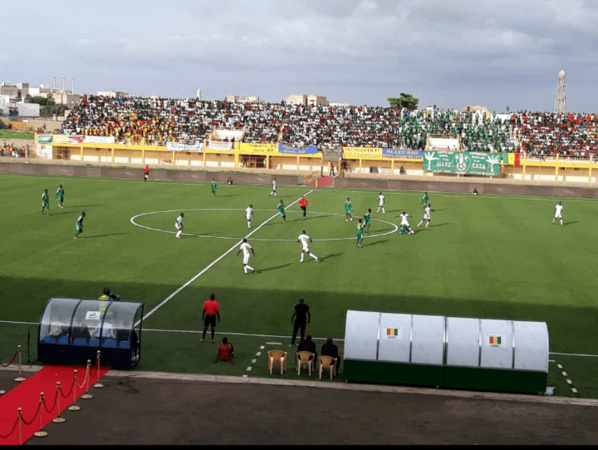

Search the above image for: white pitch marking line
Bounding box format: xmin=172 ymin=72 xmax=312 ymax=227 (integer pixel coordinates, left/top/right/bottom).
xmin=562 ymin=371 xmax=568 ymax=376
xmin=251 ymin=359 xmax=257 ymax=364
xmin=572 ymin=388 xmax=578 ymax=394
xmin=567 ymin=379 xmax=573 ymax=385
xmin=130 ymin=209 xmax=397 ymax=242
xmin=246 ymin=367 xmax=252 ymax=372
xmin=140 ymin=191 xmax=313 ymax=323
xmin=242 ymin=374 xmax=248 ymax=378
xmin=266 ymin=342 xmax=282 ymax=345
xmin=256 ymin=352 xmax=261 ymax=356
xmin=260 ymin=346 xmax=264 ymax=350
xmin=557 ymin=364 xmax=563 ymax=369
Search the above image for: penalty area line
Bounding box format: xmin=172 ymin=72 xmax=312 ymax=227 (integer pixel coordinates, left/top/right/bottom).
xmin=141 ymin=190 xmax=315 ymax=323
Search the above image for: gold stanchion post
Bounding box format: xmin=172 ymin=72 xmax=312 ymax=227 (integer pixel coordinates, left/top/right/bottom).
xmin=93 ymin=350 xmax=104 ymax=388
xmin=34 ymin=393 xmax=48 ymax=438
xmin=15 ymin=345 xmax=26 ymax=382
xmin=52 ymin=382 xmax=66 ymax=423
xmin=68 ymin=369 xmax=81 ymax=411
xmin=81 ymin=360 xmax=93 ymax=400
xmin=17 ymin=407 xmax=23 ymax=446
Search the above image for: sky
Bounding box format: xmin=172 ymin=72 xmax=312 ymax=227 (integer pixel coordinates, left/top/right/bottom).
xmin=2 ymin=0 xmax=598 ymax=113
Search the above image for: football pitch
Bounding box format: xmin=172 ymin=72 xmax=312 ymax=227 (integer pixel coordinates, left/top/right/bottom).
xmin=0 ymin=172 xmax=597 ymax=399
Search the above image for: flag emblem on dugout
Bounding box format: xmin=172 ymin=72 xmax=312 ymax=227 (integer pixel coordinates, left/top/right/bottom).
xmin=488 ymin=336 xmax=502 ymax=346
xmin=385 ymin=328 xmax=399 ymax=338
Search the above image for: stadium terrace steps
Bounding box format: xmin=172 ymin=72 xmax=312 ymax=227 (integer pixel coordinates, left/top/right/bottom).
xmin=309 ymin=176 xmax=334 ymax=188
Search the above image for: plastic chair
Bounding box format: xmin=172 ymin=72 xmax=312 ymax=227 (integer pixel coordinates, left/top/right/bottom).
xmin=318 ymin=355 xmax=336 ymax=380
xmin=103 ymin=338 xmax=118 ymax=348
xmin=73 ymin=338 xmax=88 ymax=346
xmin=296 ymin=351 xmax=315 ymax=376
xmin=268 ymin=350 xmax=287 ymax=375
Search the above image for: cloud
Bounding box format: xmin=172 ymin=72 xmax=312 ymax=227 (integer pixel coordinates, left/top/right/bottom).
xmin=2 ymin=0 xmax=598 ymax=111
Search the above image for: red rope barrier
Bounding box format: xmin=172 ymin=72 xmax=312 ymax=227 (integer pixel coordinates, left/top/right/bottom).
xmin=1 ymin=368 xmax=88 ymax=443
xmin=59 ymin=373 xmax=76 ymax=398
xmin=19 ymin=397 xmax=42 ymax=426
xmin=0 ymin=345 xmax=20 ymax=368
xmin=0 ymin=411 xmax=19 ymax=439
xmin=41 ymin=386 xmax=59 ymax=414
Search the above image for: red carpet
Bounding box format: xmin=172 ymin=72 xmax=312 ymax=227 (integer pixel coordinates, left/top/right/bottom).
xmin=309 ymin=176 xmax=334 ymax=188
xmin=0 ymin=365 xmax=109 ymax=445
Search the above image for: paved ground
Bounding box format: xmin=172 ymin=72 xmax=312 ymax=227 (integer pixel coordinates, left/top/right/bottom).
xmin=1 ymin=366 xmax=597 ymax=445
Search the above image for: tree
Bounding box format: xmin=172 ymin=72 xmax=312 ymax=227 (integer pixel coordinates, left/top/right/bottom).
xmin=27 ymin=96 xmax=53 ymax=106
xmin=40 ymin=104 xmax=67 ymax=118
xmin=388 ymin=93 xmax=419 ymax=110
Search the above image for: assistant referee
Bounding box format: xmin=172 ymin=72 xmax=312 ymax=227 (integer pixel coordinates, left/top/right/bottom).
xmin=202 ymin=292 xmax=221 ymax=343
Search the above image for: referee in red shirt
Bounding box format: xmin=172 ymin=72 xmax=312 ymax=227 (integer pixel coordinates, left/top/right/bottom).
xmin=202 ymin=292 xmax=221 ymax=343
xmin=299 ymin=196 xmax=308 ymax=219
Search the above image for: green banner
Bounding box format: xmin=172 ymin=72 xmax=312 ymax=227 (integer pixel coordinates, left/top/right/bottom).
xmin=422 ymin=151 xmax=505 ymax=176
xmin=37 ymin=135 xmax=53 ymax=143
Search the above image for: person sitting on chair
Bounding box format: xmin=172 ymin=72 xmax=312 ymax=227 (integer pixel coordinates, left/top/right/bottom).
xmin=214 ymin=337 xmax=235 ymax=364
xmin=297 ymin=335 xmax=317 ymax=370
xmin=321 ymin=337 xmax=341 ymax=375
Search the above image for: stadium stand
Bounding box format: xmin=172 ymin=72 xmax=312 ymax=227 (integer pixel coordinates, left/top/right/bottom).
xmin=59 ymin=95 xmax=598 ymax=159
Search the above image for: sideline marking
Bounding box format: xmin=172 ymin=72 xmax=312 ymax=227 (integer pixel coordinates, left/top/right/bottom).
xmin=553 ymin=359 xmax=580 ymax=396
xmin=130 ymin=209 xmax=398 ymax=241
xmin=140 ymin=192 xmax=313 ymax=323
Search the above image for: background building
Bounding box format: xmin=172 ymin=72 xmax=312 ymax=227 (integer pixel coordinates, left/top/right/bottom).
xmin=285 ymin=94 xmax=329 ymax=106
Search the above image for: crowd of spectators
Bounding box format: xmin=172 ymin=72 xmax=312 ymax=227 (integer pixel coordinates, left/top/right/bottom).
xmin=1 ymin=142 xmax=28 ymax=158
xmin=58 ymin=95 xmax=598 ymax=158
xmin=512 ymin=111 xmax=598 ymax=158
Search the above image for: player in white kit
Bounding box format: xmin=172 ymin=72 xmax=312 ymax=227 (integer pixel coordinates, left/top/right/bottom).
xmin=552 ymin=201 xmax=564 ymax=226
xmin=245 ymin=204 xmax=254 ymax=229
xmin=236 ymin=238 xmax=256 ymax=273
xmin=297 ymin=230 xmax=319 ymax=263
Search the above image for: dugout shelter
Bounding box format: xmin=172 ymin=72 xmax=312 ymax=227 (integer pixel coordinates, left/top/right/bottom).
xmin=37 ymin=297 xmax=144 ymax=370
xmin=343 ymin=310 xmax=549 ymax=394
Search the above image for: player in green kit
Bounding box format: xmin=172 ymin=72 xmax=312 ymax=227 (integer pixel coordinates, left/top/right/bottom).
xmin=363 ymin=208 xmax=371 ymax=232
xmin=41 ymin=189 xmax=50 ymax=215
xmin=56 ymin=184 xmax=65 ymax=209
xmin=211 ymin=179 xmax=217 ymax=197
xmin=355 ymin=218 xmax=364 ymax=247
xmin=74 ymin=212 xmax=86 ymax=239
xmin=277 ymin=199 xmax=286 ymax=222
xmin=421 ymin=192 xmax=429 ymax=210
xmin=345 ymin=197 xmax=353 ymax=222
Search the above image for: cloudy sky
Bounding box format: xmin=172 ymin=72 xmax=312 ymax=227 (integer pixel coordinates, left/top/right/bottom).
xmin=2 ymin=0 xmax=598 ymax=112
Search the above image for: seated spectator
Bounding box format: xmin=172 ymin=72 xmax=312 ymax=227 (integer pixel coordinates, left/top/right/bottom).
xmin=227 ymin=176 xmax=233 ymax=185
xmin=214 ymin=337 xmax=235 ymax=364
xmin=321 ymin=337 xmax=341 ymax=375
xmin=473 ymin=187 xmax=479 ymax=196
xmin=297 ymin=334 xmax=317 ymax=359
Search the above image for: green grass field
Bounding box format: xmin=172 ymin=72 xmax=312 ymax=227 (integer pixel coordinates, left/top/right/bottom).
xmin=1 ymin=172 xmax=597 ymax=399
xmin=0 ymin=130 xmax=35 ymax=140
